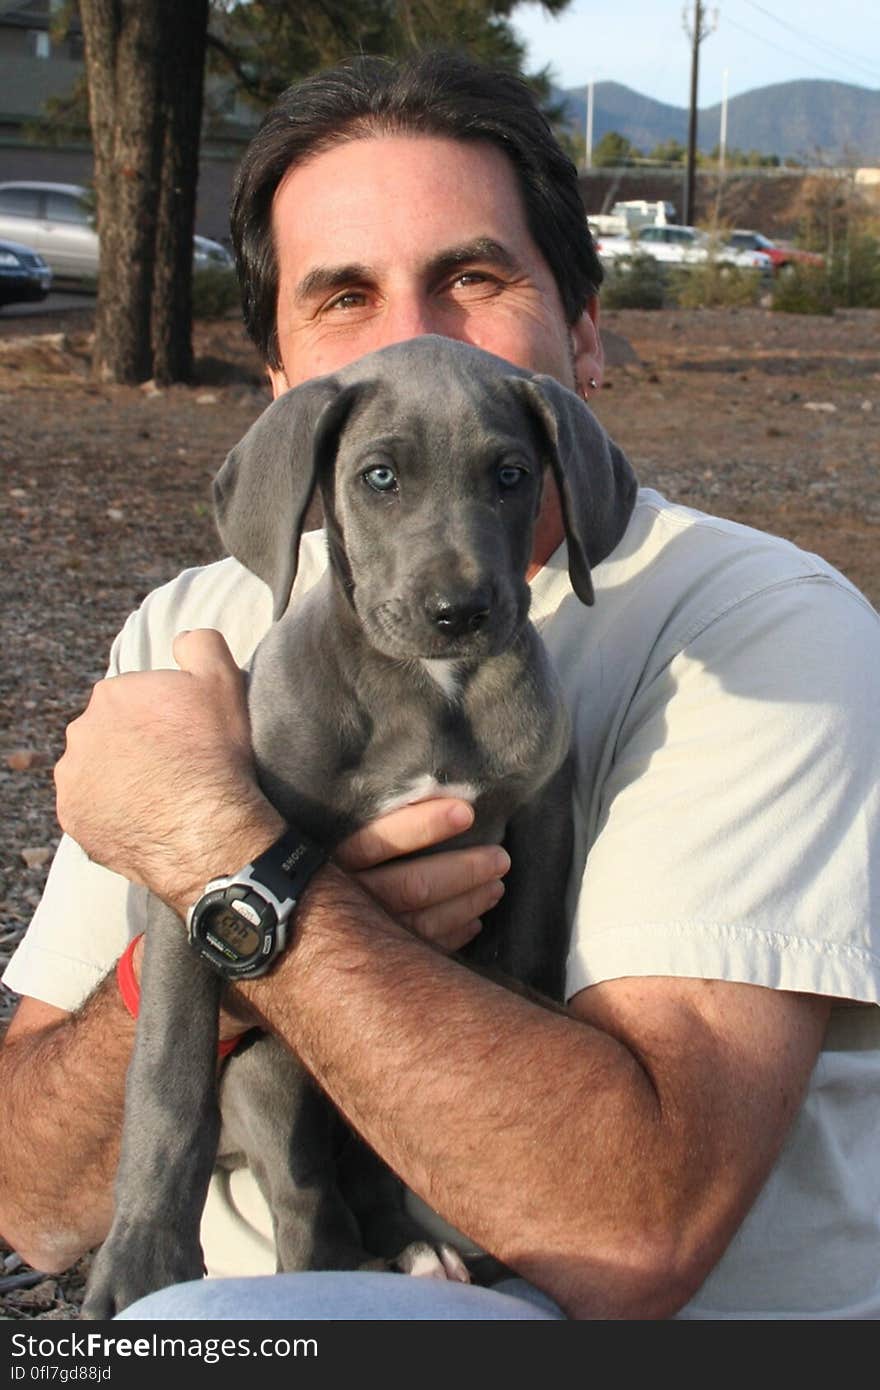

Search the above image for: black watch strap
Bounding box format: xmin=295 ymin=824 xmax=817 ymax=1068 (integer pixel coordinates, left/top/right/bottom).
xmin=251 ymin=827 xmax=328 ymax=906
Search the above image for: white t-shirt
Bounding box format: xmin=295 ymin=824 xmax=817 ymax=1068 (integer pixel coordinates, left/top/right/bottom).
xmin=5 ymin=489 xmax=880 ymax=1318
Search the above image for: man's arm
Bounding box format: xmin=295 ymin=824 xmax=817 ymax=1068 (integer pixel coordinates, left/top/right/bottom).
xmin=2 ymin=887 xmax=828 ymax=1313
xmin=234 ymin=866 xmax=828 ymax=1318
xmin=0 ymin=987 xmax=133 ymax=1271
xmin=47 ymin=630 xmax=831 ymax=1318
xmin=0 ymin=938 xmax=256 ymax=1272
xmin=0 ymin=800 xmax=508 ymax=1273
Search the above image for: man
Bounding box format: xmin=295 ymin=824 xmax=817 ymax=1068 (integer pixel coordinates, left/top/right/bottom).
xmin=1 ymin=52 xmax=878 ymax=1321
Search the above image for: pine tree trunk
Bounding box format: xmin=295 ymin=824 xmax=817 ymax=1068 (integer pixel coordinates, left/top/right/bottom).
xmin=151 ymin=0 xmax=210 ymax=385
xmin=80 ymin=0 xmax=209 ymax=386
xmin=80 ymin=0 xmax=163 ymax=383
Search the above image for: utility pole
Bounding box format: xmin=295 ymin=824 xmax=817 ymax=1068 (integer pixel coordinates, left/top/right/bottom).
xmin=712 ymin=66 xmax=730 ymax=229
xmin=682 ymin=2 xmax=718 ymax=225
xmin=585 ymin=80 xmax=594 ymax=170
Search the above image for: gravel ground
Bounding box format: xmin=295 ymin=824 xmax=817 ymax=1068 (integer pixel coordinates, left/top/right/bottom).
xmin=1 ymin=303 xmax=878 ymax=1318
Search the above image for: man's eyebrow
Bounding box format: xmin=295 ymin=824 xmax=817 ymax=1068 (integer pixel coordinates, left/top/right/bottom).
xmin=426 ymin=238 xmax=521 ymax=280
xmin=292 ymin=239 xmax=522 ymax=305
xmin=294 ymin=263 xmax=373 ymax=305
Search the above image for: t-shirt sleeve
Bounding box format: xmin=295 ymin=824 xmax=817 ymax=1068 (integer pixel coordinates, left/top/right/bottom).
xmin=2 ymin=595 xmax=162 ymax=1008
xmin=566 ymin=576 xmax=880 ymax=1006
xmin=2 ymin=834 xmax=150 ymax=1010
xmin=2 ymin=554 xmax=283 ymax=1011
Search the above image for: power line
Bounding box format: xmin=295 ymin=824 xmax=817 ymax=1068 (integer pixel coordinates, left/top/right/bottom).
xmin=737 ymin=0 xmax=880 ymax=81
xmin=726 ymin=4 xmax=880 ymax=87
xmin=722 ymin=12 xmax=877 ymax=87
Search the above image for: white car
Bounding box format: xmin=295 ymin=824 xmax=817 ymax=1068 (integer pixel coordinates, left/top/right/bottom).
xmin=0 ymin=181 xmax=234 ymax=282
xmin=596 ymin=223 xmax=773 ymax=272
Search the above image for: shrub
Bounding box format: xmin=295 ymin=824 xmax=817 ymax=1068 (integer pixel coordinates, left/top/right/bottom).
xmin=601 ymin=253 xmax=668 ymax=309
xmin=772 ymin=236 xmax=880 ymax=313
xmin=670 ymin=260 xmax=765 ymax=309
xmin=192 ymin=265 xmax=240 ymax=320
xmin=828 ymin=234 xmax=880 ymax=308
xmin=771 ymin=264 xmax=835 ymax=316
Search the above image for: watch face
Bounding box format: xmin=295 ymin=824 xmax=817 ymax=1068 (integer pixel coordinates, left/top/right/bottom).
xmin=187 ymin=842 xmax=318 ymax=980
xmin=191 ymin=887 xmax=277 ymax=977
xmin=208 ymin=904 xmax=262 ymax=960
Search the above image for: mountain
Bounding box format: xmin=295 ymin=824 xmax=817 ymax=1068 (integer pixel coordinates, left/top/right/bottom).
xmin=559 ymin=79 xmax=880 ymax=163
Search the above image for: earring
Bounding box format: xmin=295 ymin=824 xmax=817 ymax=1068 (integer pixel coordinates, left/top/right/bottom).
xmin=588 ymin=377 xmax=598 ymax=390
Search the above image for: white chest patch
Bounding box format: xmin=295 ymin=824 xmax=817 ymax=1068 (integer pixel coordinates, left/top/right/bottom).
xmin=377 ymin=774 xmax=481 ymax=817
xmin=420 ymin=658 xmax=463 ymax=701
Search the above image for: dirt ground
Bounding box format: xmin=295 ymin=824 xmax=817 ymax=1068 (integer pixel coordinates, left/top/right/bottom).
xmin=0 ymin=301 xmax=878 ymax=1318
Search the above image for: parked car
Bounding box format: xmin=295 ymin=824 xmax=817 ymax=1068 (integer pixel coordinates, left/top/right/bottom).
xmin=723 ymin=229 xmax=825 ymax=274
xmin=0 ymin=181 xmax=234 ymax=283
xmin=193 ymin=234 xmax=236 ymax=270
xmin=596 ymin=223 xmax=773 ymax=273
xmin=0 ymin=236 xmax=53 ymax=307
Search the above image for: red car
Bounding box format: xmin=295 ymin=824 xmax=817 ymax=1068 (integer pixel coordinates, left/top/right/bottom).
xmin=725 ymin=229 xmax=825 ymax=275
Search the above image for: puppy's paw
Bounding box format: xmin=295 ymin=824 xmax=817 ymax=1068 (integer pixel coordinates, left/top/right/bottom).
xmin=393 ymin=1239 xmax=471 ymax=1282
xmin=81 ymin=1221 xmax=204 ymax=1320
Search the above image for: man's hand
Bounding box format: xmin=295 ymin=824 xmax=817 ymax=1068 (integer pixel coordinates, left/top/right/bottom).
xmin=55 ymin=629 xmax=508 ymax=948
xmin=338 ymin=802 xmax=509 ymax=953
xmin=55 ymin=629 xmax=284 ymax=915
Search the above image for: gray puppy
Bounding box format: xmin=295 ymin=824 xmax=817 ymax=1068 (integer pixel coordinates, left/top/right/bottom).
xmin=82 ymin=335 xmax=637 ymax=1318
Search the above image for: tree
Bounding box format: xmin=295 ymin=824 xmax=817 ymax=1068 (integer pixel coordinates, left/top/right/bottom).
xmin=206 ymin=1 xmax=570 ymax=113
xmin=593 ymin=131 xmax=636 ymax=167
xmin=80 ymin=1 xmax=208 ymax=384
xmin=650 ymin=138 xmax=686 ymax=164
xmin=77 ymin=0 xmax=572 ymax=385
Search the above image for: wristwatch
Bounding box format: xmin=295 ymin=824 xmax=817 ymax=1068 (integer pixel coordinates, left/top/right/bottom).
xmin=186 ymin=827 xmax=327 ymax=980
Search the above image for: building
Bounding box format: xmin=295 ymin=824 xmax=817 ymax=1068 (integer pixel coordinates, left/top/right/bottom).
xmin=0 ymin=0 xmax=260 ymax=245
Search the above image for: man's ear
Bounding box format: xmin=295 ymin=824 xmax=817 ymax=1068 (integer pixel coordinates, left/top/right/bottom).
xmin=570 ymin=299 xmax=604 ymax=395
xmin=267 ymin=364 xmax=290 ymax=401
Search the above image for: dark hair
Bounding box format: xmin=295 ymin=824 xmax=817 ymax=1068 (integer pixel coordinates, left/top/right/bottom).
xmin=230 ymin=50 xmax=602 ymax=369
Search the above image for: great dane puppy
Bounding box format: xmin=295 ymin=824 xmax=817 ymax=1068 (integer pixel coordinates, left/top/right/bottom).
xmin=82 ymin=335 xmax=637 ymax=1318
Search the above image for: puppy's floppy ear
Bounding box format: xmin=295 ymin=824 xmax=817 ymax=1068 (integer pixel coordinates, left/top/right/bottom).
xmin=510 ymin=375 xmax=638 ymax=606
xmin=214 ymin=378 xmax=365 ymax=620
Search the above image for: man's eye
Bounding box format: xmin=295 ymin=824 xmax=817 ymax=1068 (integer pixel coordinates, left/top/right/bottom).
xmin=452 ymin=270 xmax=495 ymax=289
xmin=363 ymin=465 xmax=398 ymax=493
xmin=326 ymin=291 xmax=367 ymax=311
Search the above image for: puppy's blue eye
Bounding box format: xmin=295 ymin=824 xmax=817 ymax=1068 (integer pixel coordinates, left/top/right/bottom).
xmin=363 ymin=465 xmax=398 ymax=493
xmin=497 ymin=464 xmax=526 ymax=489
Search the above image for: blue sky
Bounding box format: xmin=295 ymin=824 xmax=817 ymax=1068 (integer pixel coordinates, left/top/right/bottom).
xmin=510 ymin=0 xmax=880 ymax=106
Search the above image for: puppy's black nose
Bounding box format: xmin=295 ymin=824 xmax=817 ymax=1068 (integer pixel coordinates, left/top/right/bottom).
xmin=426 ymin=590 xmax=492 ymax=638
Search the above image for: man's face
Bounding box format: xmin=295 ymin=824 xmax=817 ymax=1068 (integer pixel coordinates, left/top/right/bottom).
xmin=268 ymin=133 xmax=602 ymax=398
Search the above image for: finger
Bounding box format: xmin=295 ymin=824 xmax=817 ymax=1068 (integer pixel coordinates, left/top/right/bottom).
xmin=356 ymin=844 xmax=510 ymax=914
xmin=399 ymin=878 xmax=506 ymax=951
xmin=172 ymin=628 xmax=240 ymax=684
xmin=172 ymin=629 xmax=250 ymax=748
xmin=337 ymin=798 xmax=476 ymax=871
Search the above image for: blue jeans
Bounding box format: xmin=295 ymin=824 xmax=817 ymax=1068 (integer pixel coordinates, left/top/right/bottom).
xmin=116 ymin=1272 xmax=565 ymax=1321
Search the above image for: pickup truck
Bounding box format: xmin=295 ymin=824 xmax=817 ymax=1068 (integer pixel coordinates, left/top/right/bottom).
xmin=587 ymin=199 xmax=677 ymax=239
